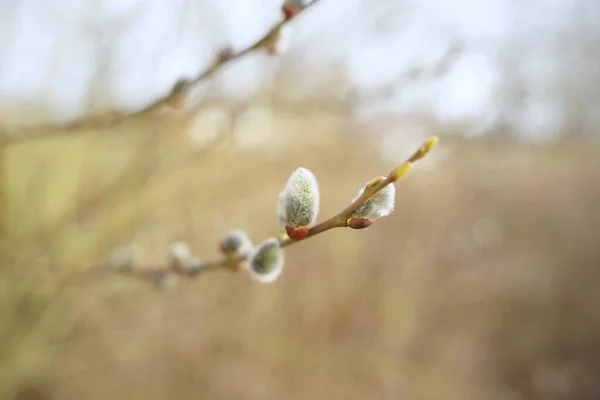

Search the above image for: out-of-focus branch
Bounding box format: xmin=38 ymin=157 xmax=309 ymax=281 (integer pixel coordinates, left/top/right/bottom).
xmin=2 ymin=1 xmax=326 ymax=143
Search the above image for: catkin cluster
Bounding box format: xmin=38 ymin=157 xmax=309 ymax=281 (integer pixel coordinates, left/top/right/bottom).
xmin=107 ymin=137 xmax=439 ymax=288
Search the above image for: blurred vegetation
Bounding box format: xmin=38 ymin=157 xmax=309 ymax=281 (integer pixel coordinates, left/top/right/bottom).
xmin=1 ymin=107 xmax=600 ymax=400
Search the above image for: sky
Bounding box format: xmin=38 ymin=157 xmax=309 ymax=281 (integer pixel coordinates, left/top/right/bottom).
xmin=0 ymin=0 xmax=599 ymax=140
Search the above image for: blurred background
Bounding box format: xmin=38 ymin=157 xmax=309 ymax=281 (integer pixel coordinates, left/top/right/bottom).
xmin=1 ymin=0 xmax=600 ymax=399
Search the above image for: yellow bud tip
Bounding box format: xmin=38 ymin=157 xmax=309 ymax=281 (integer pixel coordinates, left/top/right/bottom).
xmin=409 ymin=136 xmax=440 ymax=162
xmin=422 ymin=136 xmax=439 ymax=154
xmin=393 ymin=162 xmax=414 ymax=181
xmin=366 ymin=176 xmax=386 ymax=189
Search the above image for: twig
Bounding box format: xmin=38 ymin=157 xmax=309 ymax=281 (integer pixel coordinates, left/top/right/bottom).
xmin=3 ymin=1 xmax=326 ymax=143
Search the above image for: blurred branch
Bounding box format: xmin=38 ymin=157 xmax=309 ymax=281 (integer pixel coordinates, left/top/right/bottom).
xmin=2 ymin=1 xmax=326 ymax=143
xmin=351 ymin=40 xmax=465 ymax=106
xmin=2 ymin=4 xmax=468 ymax=144
xmin=107 ymin=136 xmax=439 ymax=288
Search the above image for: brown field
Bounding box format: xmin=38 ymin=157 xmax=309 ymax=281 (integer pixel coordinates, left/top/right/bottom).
xmin=1 ymin=108 xmax=600 ymax=400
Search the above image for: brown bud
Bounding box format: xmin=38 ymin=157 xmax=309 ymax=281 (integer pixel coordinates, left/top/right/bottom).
xmin=266 ymin=44 xmax=278 ymax=55
xmin=166 ymin=93 xmax=185 ymax=109
xmin=282 ymin=3 xmax=300 ymax=20
xmin=186 ymin=257 xmax=205 ymax=276
xmin=172 ymin=78 xmax=189 ymax=94
xmin=286 ymin=225 xmax=309 ymax=240
xmin=166 ymin=79 xmax=189 ymax=108
xmin=217 ymin=47 xmax=235 ymax=63
xmin=265 ymin=24 xmax=293 ymax=56
xmin=347 ymin=217 xmax=373 ymax=230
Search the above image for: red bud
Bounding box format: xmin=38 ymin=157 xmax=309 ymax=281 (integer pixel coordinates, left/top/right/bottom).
xmin=286 ymin=225 xmax=309 ymax=240
xmin=282 ymin=3 xmax=300 ymax=20
xmin=347 ymin=218 xmax=373 ymax=230
xmin=266 ymin=44 xmax=278 ymax=55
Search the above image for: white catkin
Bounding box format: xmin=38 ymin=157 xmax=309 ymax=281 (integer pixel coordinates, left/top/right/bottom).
xmin=278 ymin=167 xmax=320 ymax=227
xmin=222 ymin=230 xmax=253 ymax=255
xmin=247 ymin=238 xmax=285 ymax=284
xmin=169 ymin=242 xmax=191 ymax=262
xmin=187 ymin=257 xmax=206 ymax=276
xmin=107 ymin=246 xmax=140 ymax=270
xmin=351 ymin=183 xmax=396 ymax=220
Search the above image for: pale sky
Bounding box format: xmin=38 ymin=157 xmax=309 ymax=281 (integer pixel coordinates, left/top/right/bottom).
xmin=1 ymin=0 xmax=599 ymax=140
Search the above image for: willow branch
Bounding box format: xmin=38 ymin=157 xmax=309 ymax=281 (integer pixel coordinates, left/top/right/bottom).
xmin=111 ymin=136 xmax=439 ymax=286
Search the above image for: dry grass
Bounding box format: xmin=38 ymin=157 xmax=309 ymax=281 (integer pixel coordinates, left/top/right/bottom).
xmin=1 ymin=109 xmax=600 ymax=400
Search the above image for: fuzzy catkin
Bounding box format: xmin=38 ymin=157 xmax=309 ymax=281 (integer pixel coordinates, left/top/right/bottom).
xmin=351 ymin=183 xmax=396 ymax=220
xmin=247 ymin=238 xmax=284 ymax=283
xmin=278 ymin=167 xmax=320 ymax=228
xmin=222 ymin=230 xmax=253 ymax=255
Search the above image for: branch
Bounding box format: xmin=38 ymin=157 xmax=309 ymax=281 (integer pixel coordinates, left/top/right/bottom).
xmin=107 ymin=136 xmax=439 ymax=288
xmin=3 ymin=1 xmax=326 ymax=143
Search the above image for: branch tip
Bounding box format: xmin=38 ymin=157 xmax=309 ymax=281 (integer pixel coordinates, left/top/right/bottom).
xmin=409 ymin=135 xmax=439 ymax=163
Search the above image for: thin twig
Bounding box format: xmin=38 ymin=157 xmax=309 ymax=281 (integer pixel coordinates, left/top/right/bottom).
xmin=3 ymin=1 xmax=327 ymax=143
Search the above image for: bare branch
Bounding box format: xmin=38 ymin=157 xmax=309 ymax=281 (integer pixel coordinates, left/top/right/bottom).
xmin=3 ymin=0 xmax=326 ymax=143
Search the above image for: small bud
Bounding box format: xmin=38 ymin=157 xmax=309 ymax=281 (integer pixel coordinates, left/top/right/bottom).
xmin=350 ymin=183 xmax=396 ymax=221
xmin=167 ymin=94 xmax=185 ymax=109
xmin=107 ymin=246 xmax=140 ymax=271
xmin=277 ymin=167 xmax=320 ymax=235
xmin=347 ymin=217 xmax=373 ymax=230
xmin=187 ymin=257 xmax=206 ymax=276
xmin=172 ymin=78 xmax=189 ymax=95
xmin=219 ymin=230 xmax=253 ymax=257
xmin=217 ymin=47 xmax=235 ymax=63
xmin=168 ymin=241 xmax=191 ymax=272
xmin=166 ymin=79 xmax=189 ymax=108
xmin=154 ymin=271 xmax=178 ymax=290
xmin=409 ymin=136 xmax=439 ymax=162
xmin=285 ymin=225 xmax=309 ymax=240
xmin=247 ymin=238 xmax=285 ymax=284
xmin=169 ymin=241 xmax=191 ymax=261
xmin=282 ymin=3 xmax=300 ymax=20
xmin=266 ymin=24 xmax=293 ymax=56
